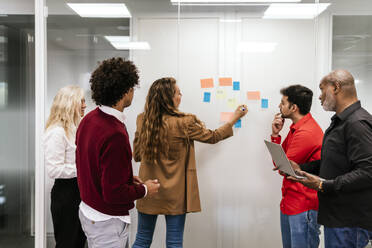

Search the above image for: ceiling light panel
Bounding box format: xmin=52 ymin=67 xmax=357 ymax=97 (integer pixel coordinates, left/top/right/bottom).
xmin=171 ymin=0 xmax=301 ymax=3
xmin=104 ymin=36 xmax=151 ymax=50
xmin=67 ymin=3 xmax=131 ymax=18
xmin=264 ymin=3 xmax=331 ymax=19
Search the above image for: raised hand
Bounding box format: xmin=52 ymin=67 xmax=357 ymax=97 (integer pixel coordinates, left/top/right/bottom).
xmin=272 ymin=113 xmax=284 ymax=137
xmin=229 ymin=104 xmax=248 ymax=125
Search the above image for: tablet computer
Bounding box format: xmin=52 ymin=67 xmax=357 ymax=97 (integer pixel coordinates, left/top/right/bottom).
xmin=264 ymin=140 xmax=304 ymax=179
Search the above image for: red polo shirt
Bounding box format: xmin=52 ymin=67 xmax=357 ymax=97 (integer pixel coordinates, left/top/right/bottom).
xmin=271 ymin=113 xmax=323 ymax=215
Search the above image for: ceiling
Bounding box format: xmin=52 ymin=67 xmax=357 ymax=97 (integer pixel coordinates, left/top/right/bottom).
xmin=1 ymin=0 xmax=370 ymax=52
xmin=47 ymin=16 xmax=130 ymax=50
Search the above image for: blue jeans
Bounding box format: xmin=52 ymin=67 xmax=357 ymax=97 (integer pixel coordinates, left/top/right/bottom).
xmin=280 ymin=210 xmax=320 ymax=248
xmin=324 ymin=227 xmax=370 ymax=248
xmin=132 ymin=212 xmax=186 ymax=248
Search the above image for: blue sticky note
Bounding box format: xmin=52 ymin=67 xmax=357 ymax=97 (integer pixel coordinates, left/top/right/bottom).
xmin=233 ymin=81 xmax=240 ymax=91
xmin=203 ymin=92 xmax=211 ymax=102
xmin=234 ymin=119 xmax=242 ymax=128
xmin=261 ymin=98 xmax=269 ymax=109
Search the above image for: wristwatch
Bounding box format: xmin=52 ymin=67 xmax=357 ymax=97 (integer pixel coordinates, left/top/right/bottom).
xmin=318 ymin=179 xmax=325 ymax=192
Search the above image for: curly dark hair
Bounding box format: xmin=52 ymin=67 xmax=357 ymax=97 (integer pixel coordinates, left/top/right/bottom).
xmin=90 ymin=57 xmax=139 ymax=106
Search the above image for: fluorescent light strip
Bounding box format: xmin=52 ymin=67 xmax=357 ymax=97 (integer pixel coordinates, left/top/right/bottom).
xmin=238 ymin=42 xmax=277 ymax=53
xmin=171 ymin=0 xmax=300 ymax=3
xmin=264 ymin=3 xmax=331 ymax=19
xmin=105 ymin=36 xmax=130 ymax=43
xmin=111 ymin=42 xmax=151 ymax=50
xmin=172 ymin=3 xmax=281 ymax=5
xmin=104 ymin=36 xmax=151 ymax=50
xmin=67 ymin=3 xmax=131 ymax=18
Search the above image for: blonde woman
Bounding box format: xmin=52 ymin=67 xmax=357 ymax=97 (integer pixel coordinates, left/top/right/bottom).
xmin=43 ymin=85 xmax=87 ymax=248
xmin=132 ymin=77 xmax=247 ymax=248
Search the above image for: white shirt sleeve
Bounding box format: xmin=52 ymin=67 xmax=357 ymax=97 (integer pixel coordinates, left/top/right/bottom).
xmin=43 ymin=127 xmax=77 ymax=179
xmin=143 ymin=184 xmax=147 ymax=198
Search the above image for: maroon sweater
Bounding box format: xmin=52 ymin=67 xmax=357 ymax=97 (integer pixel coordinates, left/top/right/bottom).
xmin=76 ymin=108 xmax=145 ymax=216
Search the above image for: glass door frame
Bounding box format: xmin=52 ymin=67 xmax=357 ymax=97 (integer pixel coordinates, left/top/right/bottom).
xmin=35 ymin=0 xmax=46 ymax=247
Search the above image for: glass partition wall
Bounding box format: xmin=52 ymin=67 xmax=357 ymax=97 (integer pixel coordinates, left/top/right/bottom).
xmin=332 ymin=15 xmax=372 ymax=111
xmin=0 ymin=1 xmax=35 ymax=247
xmin=133 ymin=1 xmax=326 ymax=247
xmin=1 ymin=0 xmax=372 ymax=247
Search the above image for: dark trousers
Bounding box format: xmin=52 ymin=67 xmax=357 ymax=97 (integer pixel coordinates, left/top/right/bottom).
xmin=51 ymin=178 xmax=86 ymax=248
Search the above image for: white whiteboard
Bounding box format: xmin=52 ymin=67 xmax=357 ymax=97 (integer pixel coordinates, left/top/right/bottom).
xmin=125 ymin=17 xmax=328 ymax=248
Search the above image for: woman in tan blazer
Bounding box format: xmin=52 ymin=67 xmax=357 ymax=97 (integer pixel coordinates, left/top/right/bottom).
xmin=132 ymin=77 xmax=247 ymax=248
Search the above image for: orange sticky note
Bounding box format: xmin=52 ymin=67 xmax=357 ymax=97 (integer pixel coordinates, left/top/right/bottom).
xmin=219 ymin=77 xmax=233 ymax=86
xmin=247 ymin=91 xmax=261 ymax=100
xmin=200 ymin=78 xmax=214 ymax=88
xmin=220 ymin=112 xmax=234 ymax=122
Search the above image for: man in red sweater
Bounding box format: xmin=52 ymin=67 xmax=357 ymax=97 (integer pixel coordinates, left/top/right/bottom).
xmin=76 ymin=57 xmax=160 ymax=248
xmin=270 ymin=85 xmax=324 ymax=248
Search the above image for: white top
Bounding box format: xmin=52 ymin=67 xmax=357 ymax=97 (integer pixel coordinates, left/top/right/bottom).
xmin=43 ymin=126 xmax=77 ymax=179
xmin=80 ymin=105 xmax=147 ymax=224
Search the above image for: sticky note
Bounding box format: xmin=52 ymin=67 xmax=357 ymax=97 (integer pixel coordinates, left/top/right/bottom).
xmin=227 ymin=98 xmax=238 ymax=109
xmin=220 ymin=112 xmax=234 ymax=122
xmin=247 ymin=91 xmax=261 ymax=100
xmin=233 ymin=81 xmax=240 ymax=91
xmin=200 ymin=78 xmax=214 ymax=88
xmin=216 ymin=89 xmax=227 ymax=100
xmin=219 ymin=77 xmax=233 ymax=86
xmin=234 ymin=119 xmax=242 ymax=128
xmin=261 ymin=98 xmax=269 ymax=109
xmin=203 ymin=92 xmax=211 ymax=102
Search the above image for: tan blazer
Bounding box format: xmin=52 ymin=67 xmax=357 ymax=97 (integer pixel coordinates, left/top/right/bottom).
xmin=133 ymin=113 xmax=233 ymax=215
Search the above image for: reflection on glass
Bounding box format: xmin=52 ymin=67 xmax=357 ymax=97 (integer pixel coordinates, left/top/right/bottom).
xmin=0 ymin=10 xmax=35 ymax=248
xmin=333 ymin=15 xmax=372 ymax=110
xmin=0 ymin=82 xmax=8 ymax=107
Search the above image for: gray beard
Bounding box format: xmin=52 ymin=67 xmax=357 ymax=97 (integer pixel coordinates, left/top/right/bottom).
xmin=322 ymin=94 xmax=336 ymax=112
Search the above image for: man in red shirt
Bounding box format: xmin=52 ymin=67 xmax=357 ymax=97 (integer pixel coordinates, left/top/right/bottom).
xmin=76 ymin=57 xmax=160 ymax=248
xmin=271 ymin=85 xmax=324 ymax=248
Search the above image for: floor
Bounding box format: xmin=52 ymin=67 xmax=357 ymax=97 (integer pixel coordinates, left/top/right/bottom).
xmin=0 ymin=235 xmax=58 ymax=248
xmin=0 ymin=234 xmax=370 ymax=248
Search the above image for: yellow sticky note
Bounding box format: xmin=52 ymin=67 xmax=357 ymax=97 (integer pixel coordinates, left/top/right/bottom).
xmin=219 ymin=77 xmax=233 ymax=86
xmin=200 ymin=78 xmax=214 ymax=88
xmin=227 ymin=98 xmax=238 ymax=109
xmin=220 ymin=112 xmax=234 ymax=122
xmin=216 ymin=89 xmax=227 ymax=100
xmin=247 ymin=91 xmax=261 ymax=100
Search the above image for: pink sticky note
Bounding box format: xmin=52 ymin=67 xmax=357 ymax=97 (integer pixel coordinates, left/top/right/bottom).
xmin=219 ymin=77 xmax=233 ymax=86
xmin=200 ymin=78 xmax=214 ymax=88
xmin=220 ymin=112 xmax=234 ymax=122
xmin=247 ymin=91 xmax=261 ymax=100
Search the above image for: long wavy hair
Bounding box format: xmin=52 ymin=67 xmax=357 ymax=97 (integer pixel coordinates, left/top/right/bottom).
xmin=139 ymin=77 xmax=185 ymax=163
xmin=45 ymin=85 xmax=84 ymax=141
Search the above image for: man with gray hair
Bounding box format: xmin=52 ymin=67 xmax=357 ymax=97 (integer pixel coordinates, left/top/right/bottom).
xmin=288 ymin=70 xmax=372 ymax=248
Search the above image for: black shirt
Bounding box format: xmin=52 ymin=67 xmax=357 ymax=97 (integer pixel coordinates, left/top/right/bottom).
xmin=301 ymin=101 xmax=372 ymax=230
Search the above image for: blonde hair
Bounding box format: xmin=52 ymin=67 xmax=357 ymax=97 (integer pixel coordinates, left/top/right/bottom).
xmin=45 ymin=85 xmax=84 ymax=140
